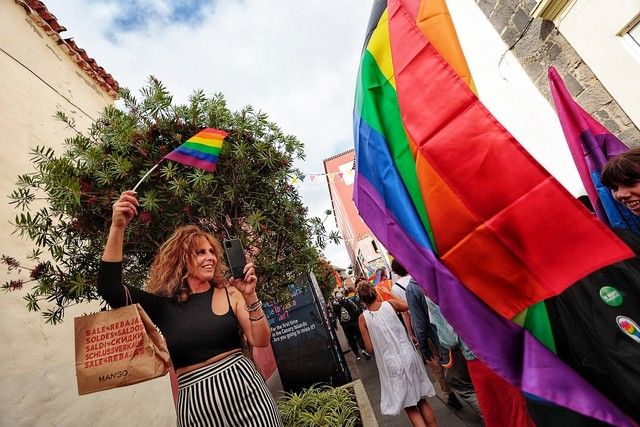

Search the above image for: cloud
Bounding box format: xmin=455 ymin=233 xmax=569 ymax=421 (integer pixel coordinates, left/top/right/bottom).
xmin=46 ymin=0 xmax=369 ymax=267
xmin=88 ymin=0 xmax=217 ymax=38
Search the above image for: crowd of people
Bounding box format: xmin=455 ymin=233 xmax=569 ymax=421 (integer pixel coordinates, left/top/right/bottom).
xmin=95 ymin=146 xmax=640 ymax=426
xmin=325 ymin=149 xmax=640 ymax=426
xmin=328 ymin=266 xmax=479 ymax=427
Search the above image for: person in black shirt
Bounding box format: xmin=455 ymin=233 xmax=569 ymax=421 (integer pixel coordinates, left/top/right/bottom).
xmin=530 ymin=157 xmax=640 ymax=423
xmin=98 ymin=191 xmax=282 ymax=426
xmin=332 ymin=290 xmax=371 ymax=360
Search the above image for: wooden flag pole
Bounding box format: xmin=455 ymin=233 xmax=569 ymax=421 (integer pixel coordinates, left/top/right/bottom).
xmin=132 ymin=163 xmax=160 ymax=192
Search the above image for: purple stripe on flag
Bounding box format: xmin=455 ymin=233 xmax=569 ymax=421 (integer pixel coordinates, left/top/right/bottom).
xmin=173 ymin=146 xmax=219 ymax=163
xmin=164 ymin=151 xmax=217 ymax=172
xmin=355 ymin=172 xmax=634 ymax=427
xmin=580 ymin=130 xmax=627 ymax=171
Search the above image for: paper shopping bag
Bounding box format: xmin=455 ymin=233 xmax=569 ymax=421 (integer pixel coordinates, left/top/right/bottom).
xmin=74 ymin=303 xmax=172 ymax=395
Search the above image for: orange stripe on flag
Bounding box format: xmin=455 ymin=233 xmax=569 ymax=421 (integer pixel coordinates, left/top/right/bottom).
xmin=415 ymin=0 xmax=476 ymax=93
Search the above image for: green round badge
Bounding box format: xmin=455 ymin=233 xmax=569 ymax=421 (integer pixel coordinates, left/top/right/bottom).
xmin=599 ymin=286 xmax=623 ymax=307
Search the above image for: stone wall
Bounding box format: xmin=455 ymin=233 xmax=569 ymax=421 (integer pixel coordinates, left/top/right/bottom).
xmin=475 ymin=0 xmax=640 ymax=146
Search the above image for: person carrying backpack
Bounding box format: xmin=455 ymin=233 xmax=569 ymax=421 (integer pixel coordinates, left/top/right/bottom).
xmin=333 ymin=291 xmax=371 ymax=360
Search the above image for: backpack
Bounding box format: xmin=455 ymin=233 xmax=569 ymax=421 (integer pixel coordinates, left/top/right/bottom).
xmin=339 ymin=305 xmax=351 ymax=323
xmin=394 ymin=282 xmax=406 ymax=291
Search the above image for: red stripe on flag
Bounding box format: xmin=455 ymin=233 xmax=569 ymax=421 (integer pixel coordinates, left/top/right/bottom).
xmin=198 ymin=128 xmax=228 ymax=138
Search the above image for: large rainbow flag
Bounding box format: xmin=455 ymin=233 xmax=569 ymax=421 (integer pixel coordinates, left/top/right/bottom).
xmin=353 ymin=0 xmax=634 ymax=424
xmin=164 ymin=128 xmax=228 ymax=172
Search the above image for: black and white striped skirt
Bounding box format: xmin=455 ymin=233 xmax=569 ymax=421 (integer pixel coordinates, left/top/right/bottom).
xmin=177 ymin=352 xmax=283 ymax=426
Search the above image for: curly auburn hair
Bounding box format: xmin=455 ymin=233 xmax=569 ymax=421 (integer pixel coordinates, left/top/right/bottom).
xmin=147 ymin=225 xmax=227 ymax=302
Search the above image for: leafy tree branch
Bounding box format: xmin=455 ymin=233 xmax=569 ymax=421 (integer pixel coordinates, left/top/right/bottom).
xmin=3 ymin=77 xmax=339 ymax=324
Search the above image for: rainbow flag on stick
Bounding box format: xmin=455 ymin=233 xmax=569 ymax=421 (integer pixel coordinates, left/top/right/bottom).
xmin=368 ymin=270 xmax=382 ymax=285
xmin=333 ymin=270 xmax=344 ymax=288
xmin=164 ymin=128 xmax=228 ymax=172
xmin=353 ymin=0 xmax=634 ymax=424
xmin=132 ymin=128 xmax=227 ymax=191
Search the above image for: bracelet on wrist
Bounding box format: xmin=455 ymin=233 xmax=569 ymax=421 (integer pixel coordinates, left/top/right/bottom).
xmin=245 ymin=300 xmax=262 ymax=312
xmin=249 ymin=313 xmax=265 ymax=322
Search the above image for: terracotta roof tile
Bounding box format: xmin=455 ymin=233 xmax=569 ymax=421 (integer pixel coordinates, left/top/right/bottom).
xmin=19 ymin=0 xmax=119 ymax=97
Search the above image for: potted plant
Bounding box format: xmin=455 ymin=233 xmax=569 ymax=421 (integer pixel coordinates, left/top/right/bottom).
xmin=278 ymin=384 xmax=361 ymax=427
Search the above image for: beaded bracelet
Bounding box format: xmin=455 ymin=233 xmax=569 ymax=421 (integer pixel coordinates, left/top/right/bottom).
xmin=249 ymin=313 xmax=265 ymax=322
xmin=245 ymin=300 xmax=262 ymax=312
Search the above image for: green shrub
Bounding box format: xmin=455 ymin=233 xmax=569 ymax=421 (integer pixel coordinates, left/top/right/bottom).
xmin=278 ymin=384 xmax=360 ymax=427
xmin=3 ymin=77 xmax=341 ymax=323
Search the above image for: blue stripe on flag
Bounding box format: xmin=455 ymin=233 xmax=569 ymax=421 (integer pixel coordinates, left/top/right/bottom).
xmin=354 ymin=112 xmax=433 ymax=251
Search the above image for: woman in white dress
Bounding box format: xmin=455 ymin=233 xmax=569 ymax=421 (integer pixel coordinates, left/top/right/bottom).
xmin=356 ymin=280 xmax=437 ymax=427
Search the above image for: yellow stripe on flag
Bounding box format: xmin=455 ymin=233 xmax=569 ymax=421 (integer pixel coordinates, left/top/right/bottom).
xmin=367 ymin=9 xmax=396 ymax=90
xmin=188 ymin=136 xmax=224 ymax=148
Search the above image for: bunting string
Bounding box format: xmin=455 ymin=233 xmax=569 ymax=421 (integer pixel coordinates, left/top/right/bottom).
xmin=288 ymin=169 xmax=356 ymax=185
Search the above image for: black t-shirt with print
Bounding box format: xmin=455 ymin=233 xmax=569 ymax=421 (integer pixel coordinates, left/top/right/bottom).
xmin=546 ymin=227 xmax=640 ymax=421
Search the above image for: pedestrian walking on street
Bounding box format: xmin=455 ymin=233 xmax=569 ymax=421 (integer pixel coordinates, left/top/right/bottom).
xmin=333 ymin=291 xmax=371 ymax=360
xmin=356 ymin=280 xmax=437 ymax=427
xmin=410 ymin=282 xmax=483 ymax=420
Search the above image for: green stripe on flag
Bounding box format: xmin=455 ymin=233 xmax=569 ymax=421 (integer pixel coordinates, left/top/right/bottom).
xmin=181 ymin=141 xmax=222 ymax=156
xmin=523 ymin=302 xmax=557 ymax=353
xmin=358 ymin=50 xmax=436 ymax=250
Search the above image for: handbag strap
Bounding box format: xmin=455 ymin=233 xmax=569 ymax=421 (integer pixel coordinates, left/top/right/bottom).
xmin=123 ymin=286 xmax=132 ymax=306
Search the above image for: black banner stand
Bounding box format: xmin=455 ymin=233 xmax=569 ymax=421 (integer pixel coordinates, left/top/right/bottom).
xmin=264 ymin=272 xmax=351 ymax=393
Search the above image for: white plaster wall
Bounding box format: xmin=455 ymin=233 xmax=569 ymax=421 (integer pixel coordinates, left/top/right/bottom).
xmin=357 ymin=236 xmax=380 ymax=264
xmin=557 ymin=0 xmax=640 ymax=130
xmin=0 ymin=0 xmax=112 ymax=262
xmin=1 ymin=293 xmax=175 ymax=427
xmin=0 ymin=2 xmax=175 ymax=426
xmin=449 ymin=0 xmax=584 ymax=196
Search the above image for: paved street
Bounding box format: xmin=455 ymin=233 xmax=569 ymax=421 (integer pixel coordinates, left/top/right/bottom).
xmin=336 ymin=325 xmax=484 ymax=427
xmin=347 ymin=348 xmax=482 ymax=426
xmin=265 ymin=324 xmax=485 ymax=426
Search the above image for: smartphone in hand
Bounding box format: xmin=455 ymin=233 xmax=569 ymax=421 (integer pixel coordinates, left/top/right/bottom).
xmin=223 ymin=239 xmax=247 ymax=279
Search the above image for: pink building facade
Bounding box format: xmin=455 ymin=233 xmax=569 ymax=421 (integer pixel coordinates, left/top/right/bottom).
xmin=323 ymin=150 xmax=390 ymax=276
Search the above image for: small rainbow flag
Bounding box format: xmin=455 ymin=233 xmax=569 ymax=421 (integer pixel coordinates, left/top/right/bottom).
xmin=368 ymin=270 xmax=382 ymax=285
xmin=164 ymin=128 xmax=228 ymax=172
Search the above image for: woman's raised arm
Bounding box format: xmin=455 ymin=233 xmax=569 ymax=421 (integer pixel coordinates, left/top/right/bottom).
xmin=102 ymin=190 xmax=138 ymax=261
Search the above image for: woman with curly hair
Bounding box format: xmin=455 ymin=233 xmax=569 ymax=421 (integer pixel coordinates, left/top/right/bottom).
xmin=98 ymin=190 xmax=282 ymax=427
xmin=356 ymin=279 xmax=437 ymax=427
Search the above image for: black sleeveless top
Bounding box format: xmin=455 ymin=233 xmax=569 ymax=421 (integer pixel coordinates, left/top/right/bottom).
xmin=159 ymin=286 xmax=242 ymax=368
xmin=97 ymin=261 xmax=243 ymax=369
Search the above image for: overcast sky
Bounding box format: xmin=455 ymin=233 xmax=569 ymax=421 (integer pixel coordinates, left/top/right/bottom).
xmin=43 ymin=0 xmax=586 ymax=271
xmin=46 ymin=0 xmax=373 ymax=268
